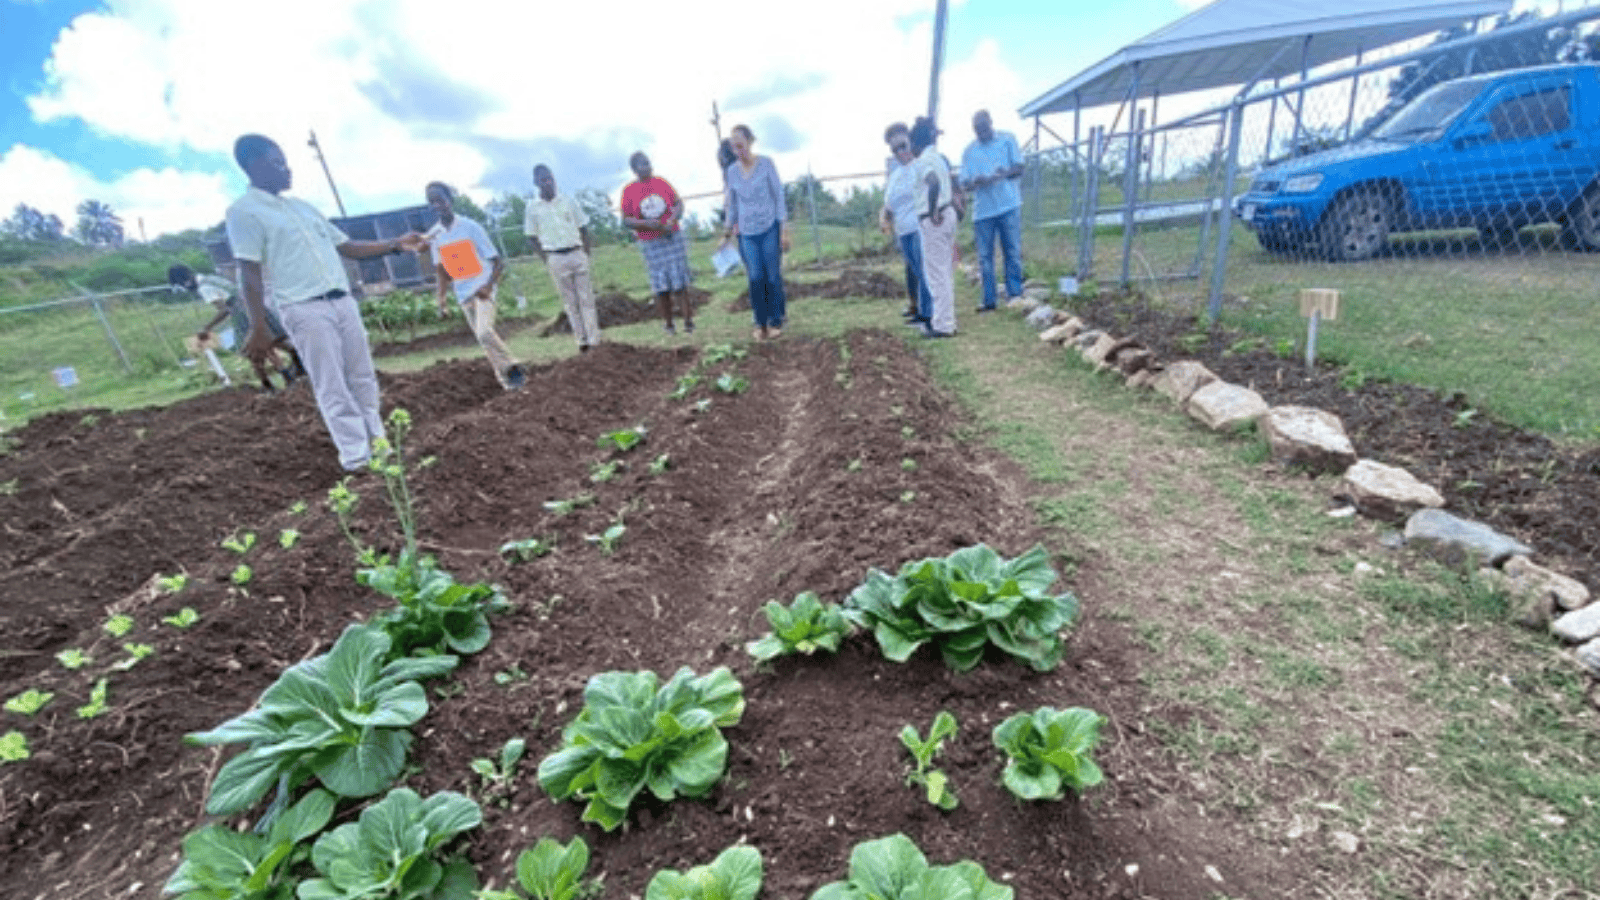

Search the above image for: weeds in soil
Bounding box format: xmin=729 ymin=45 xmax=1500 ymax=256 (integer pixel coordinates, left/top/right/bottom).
xmin=470 ymin=736 xmax=525 ymax=803
xmin=588 ymin=460 xmax=623 ymax=483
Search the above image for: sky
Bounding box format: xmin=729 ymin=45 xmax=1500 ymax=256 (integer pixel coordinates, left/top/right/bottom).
xmin=0 ymin=0 xmax=1225 ymax=239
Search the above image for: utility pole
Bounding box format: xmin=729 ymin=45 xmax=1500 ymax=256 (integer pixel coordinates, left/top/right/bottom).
xmin=928 ymin=0 xmax=949 ymax=127
xmin=710 ymin=101 xmax=723 ymax=142
xmin=307 ymin=130 xmax=348 ymax=218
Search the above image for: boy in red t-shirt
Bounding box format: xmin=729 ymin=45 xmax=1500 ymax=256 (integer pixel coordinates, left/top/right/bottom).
xmin=620 ymin=152 xmax=695 ymax=334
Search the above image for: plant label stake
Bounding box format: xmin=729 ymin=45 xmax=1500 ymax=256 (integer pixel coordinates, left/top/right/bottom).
xmin=1299 ymin=288 xmax=1340 ymax=371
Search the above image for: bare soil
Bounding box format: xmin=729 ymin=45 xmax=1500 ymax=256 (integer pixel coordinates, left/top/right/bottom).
xmin=0 ymin=332 xmax=1263 ymax=900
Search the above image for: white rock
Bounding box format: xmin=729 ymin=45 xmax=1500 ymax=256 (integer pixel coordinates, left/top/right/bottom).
xmin=1331 ymin=831 xmax=1360 ymax=854
xmin=1152 ymin=361 xmax=1217 ymax=404
xmin=1258 ymin=406 xmax=1356 ymax=473
xmin=1186 ymin=381 xmax=1269 ymax=431
xmin=1575 ymin=639 xmax=1600 ymax=676
xmin=1337 ymin=459 xmax=1444 ymax=522
xmin=1553 ymin=603 xmax=1600 ymax=644
xmin=1503 ymin=555 xmax=1591 ymax=611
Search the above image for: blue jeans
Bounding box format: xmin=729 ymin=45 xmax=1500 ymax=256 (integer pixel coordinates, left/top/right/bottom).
xmin=973 ymin=206 xmax=1023 ymax=308
xmin=739 ymin=223 xmax=786 ymax=329
xmin=897 ymin=231 xmax=933 ymax=321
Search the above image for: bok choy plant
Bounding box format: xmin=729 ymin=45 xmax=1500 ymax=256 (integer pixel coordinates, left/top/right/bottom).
xmin=163 ymin=788 xmax=335 ymax=900
xmin=900 ymin=711 xmax=959 ymax=811
xmin=843 ymin=544 xmax=1079 ymax=672
xmin=809 ymin=833 xmax=1012 ymax=900
xmin=644 ymin=844 xmax=763 ymax=900
xmin=991 ymin=706 xmax=1106 ymax=800
xmin=478 ymin=836 xmax=590 ymax=900
xmin=297 ymin=787 xmax=481 ymax=900
xmin=744 ymin=592 xmax=850 ymax=662
xmin=186 ymin=623 xmax=457 ymax=816
xmin=536 ymin=667 xmax=745 ymax=831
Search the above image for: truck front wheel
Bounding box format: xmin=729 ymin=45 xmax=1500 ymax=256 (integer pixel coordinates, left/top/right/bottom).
xmin=1318 ymin=189 xmax=1393 ymax=262
xmin=1562 ymin=184 xmax=1600 ymax=251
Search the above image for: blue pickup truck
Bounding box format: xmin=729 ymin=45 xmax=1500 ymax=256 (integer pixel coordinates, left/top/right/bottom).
xmin=1235 ymin=63 xmax=1600 ymax=260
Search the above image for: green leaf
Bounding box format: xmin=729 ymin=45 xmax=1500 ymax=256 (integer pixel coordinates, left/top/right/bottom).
xmin=516 ymin=836 xmax=589 ymax=900
xmin=315 ymin=726 xmax=410 ymax=798
xmin=845 ymin=834 xmax=927 ymax=900
xmin=645 ymin=845 xmax=763 ymax=900
xmin=0 ymin=730 xmax=29 ymax=762
xmin=5 ymin=689 xmax=53 ymax=716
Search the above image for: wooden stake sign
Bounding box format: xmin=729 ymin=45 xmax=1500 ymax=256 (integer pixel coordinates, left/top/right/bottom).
xmin=1299 ymin=288 xmax=1341 ymax=370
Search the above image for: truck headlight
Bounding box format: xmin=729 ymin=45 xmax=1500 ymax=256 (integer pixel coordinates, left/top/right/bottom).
xmin=1283 ymin=174 xmax=1324 ymax=193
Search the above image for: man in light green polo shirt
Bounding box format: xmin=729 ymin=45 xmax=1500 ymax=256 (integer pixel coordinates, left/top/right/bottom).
xmin=225 ymin=133 xmax=425 ymax=471
xmin=523 ymin=164 xmax=600 ymax=352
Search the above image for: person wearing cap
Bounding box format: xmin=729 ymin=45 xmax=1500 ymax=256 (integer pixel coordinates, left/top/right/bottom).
xmin=423 ymin=181 xmax=526 ymax=390
xmin=524 ymin=164 xmax=600 ymax=352
xmin=224 ymin=133 xmax=425 ymax=471
xmin=961 ymin=109 xmax=1026 ymax=312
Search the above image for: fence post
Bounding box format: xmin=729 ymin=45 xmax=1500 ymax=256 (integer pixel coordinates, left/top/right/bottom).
xmin=1207 ymin=101 xmax=1246 ymax=323
xmin=71 ymin=283 xmax=133 ymax=374
xmin=806 ymin=170 xmax=822 ymax=265
xmin=1079 ymin=127 xmax=1102 ymax=280
xmin=1119 ymin=108 xmax=1145 ymax=288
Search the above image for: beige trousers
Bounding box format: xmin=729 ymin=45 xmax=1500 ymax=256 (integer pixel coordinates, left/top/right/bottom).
xmin=918 ymin=212 xmax=958 ymax=335
xmin=461 ymin=291 xmax=519 ymax=387
xmin=547 ymin=251 xmax=601 ymax=347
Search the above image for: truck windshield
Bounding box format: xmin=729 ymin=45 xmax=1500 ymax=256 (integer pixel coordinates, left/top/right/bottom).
xmin=1371 ymin=81 xmax=1483 ymax=143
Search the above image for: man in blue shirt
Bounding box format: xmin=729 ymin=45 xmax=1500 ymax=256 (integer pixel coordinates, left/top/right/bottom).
xmin=960 ymin=110 xmax=1025 ymax=312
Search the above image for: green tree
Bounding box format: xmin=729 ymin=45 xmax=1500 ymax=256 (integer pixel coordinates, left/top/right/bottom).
xmin=74 ymin=199 xmax=124 ymax=247
xmin=2 ymin=203 xmax=66 ymax=242
xmin=574 ymin=188 xmax=627 ymax=245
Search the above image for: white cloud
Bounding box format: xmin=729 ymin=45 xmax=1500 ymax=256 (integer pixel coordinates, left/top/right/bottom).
xmin=20 ymin=0 xmax=1034 ymax=235
xmin=0 ymin=144 xmax=231 ymax=238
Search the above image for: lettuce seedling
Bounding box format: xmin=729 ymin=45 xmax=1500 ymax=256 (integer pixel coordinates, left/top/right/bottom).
xmin=289 ymin=499 xmax=308 ymax=515
xmin=648 ymin=453 xmax=671 ymax=475
xmin=596 ymin=425 xmax=647 ymax=453
xmin=702 ymin=344 xmax=746 ymax=364
xmin=278 ymin=528 xmax=299 ymax=549
xmin=111 ymin=643 xmax=155 ymax=671
xmin=163 ymin=788 xmax=334 ymax=900
xmin=471 ymin=736 xmax=526 ymax=791
xmin=221 ymin=532 xmax=256 ymax=554
xmin=156 ymin=573 xmax=189 ymax=595
xmin=714 ymin=373 xmax=749 ymax=394
xmin=745 ymin=592 xmax=850 ymax=662
xmin=361 ymin=549 xmax=507 ymax=657
xmin=186 ymin=623 xmax=458 ymax=815
xmin=103 ymin=613 xmax=134 ymax=637
xmin=76 ymin=678 xmax=109 ymax=719
xmin=500 ymin=536 xmax=555 ymax=563
xmin=55 ymin=648 xmax=90 ymax=670
xmin=231 ymin=565 xmax=252 ymax=586
xmin=668 ymin=374 xmax=700 ymax=400
xmin=479 ymin=836 xmax=591 ymax=900
xmin=4 ymin=689 xmax=53 ymax=716
xmin=588 ymin=460 xmax=623 ymax=484
xmin=537 ymin=667 xmax=745 ymax=831
xmin=584 ymin=523 xmax=626 ymax=556
xmin=645 ymin=844 xmax=762 ymax=900
xmin=162 ymin=607 xmax=200 ymax=628
xmin=992 ymin=706 xmax=1106 ymax=800
xmin=901 ymin=711 xmax=959 ymax=811
xmin=0 ymin=730 xmax=28 ymax=763
xmin=298 ymin=787 xmax=481 ymax=900
xmin=844 ymin=544 xmax=1079 ymax=672
xmin=810 ymin=833 xmax=1012 ymax=900
xmin=542 ymin=494 xmax=595 ymax=517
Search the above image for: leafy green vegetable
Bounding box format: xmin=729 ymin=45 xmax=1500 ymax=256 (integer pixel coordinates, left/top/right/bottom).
xmin=360 ymin=549 xmax=507 ymax=657
xmin=992 ymin=706 xmax=1106 ymax=800
xmin=278 ymin=528 xmax=300 ymax=549
xmin=645 ymin=844 xmax=762 ymax=900
xmin=56 ymin=648 xmax=90 ymax=670
xmin=500 ymin=536 xmax=555 ymax=563
xmin=163 ymin=607 xmax=201 ymax=628
xmin=298 ymin=787 xmax=481 ymax=900
xmin=714 ymin=373 xmax=749 ymax=394
xmin=163 ymin=788 xmax=335 ymax=900
xmin=103 ymin=613 xmax=134 ymax=637
xmin=470 ymin=736 xmax=526 ymax=790
xmin=222 ymin=532 xmax=257 ymax=554
xmin=588 ymin=460 xmax=623 ymax=484
xmin=596 ymin=425 xmax=648 ymax=453
xmin=584 ymin=523 xmax=626 ymax=556
xmin=668 ymin=374 xmax=700 ymax=401
xmin=157 ymin=573 xmax=190 ymax=595
xmin=648 ymin=454 xmax=671 ymax=475
xmin=693 ymin=398 xmax=712 ymax=414
xmin=289 ymin=500 xmax=308 ymax=516
xmin=5 ymin=689 xmax=53 ymax=716
xmin=843 ymin=544 xmax=1079 ymax=672
xmin=701 ymin=344 xmax=746 ymax=365
xmin=76 ymin=678 xmax=109 ymax=719
xmin=900 ymin=458 xmax=918 ymax=472
xmin=901 ymin=711 xmax=959 ymax=811
xmin=112 ymin=643 xmax=155 ymax=671
xmin=186 ymin=623 xmax=458 ymax=816
xmin=0 ymin=730 xmax=28 ymax=763
xmin=231 ymin=564 xmax=253 ymax=586
xmin=808 ymin=833 xmax=1012 ymax=900
xmin=745 ymin=592 xmax=850 ymax=662
xmin=537 ymin=667 xmax=745 ymax=831
xmin=542 ymin=494 xmax=595 ymax=517
xmin=477 ymin=836 xmax=590 ymax=900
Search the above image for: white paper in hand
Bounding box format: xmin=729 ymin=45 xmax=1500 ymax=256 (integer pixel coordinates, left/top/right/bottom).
xmin=712 ymin=243 xmax=742 ymax=278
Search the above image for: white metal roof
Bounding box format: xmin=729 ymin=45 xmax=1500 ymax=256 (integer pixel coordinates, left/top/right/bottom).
xmin=1019 ymin=0 xmax=1512 ymax=116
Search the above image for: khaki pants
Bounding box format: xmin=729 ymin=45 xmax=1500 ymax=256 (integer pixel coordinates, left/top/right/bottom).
xmin=277 ymin=294 xmax=383 ymax=470
xmin=547 ymin=250 xmax=601 ymax=348
xmin=460 ymin=292 xmax=518 ymax=387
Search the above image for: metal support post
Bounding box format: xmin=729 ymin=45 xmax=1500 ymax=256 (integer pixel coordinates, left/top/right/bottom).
xmin=1208 ymin=102 xmax=1246 ymax=322
xmin=1079 ymin=127 xmax=1102 ymax=280
xmin=1119 ymin=109 xmax=1145 ymax=288
xmin=806 ymin=170 xmax=822 ymax=265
